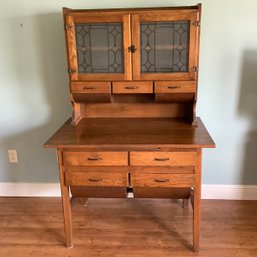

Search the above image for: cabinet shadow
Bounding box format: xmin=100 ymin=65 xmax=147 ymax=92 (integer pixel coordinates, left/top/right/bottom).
xmin=238 ymin=49 xmax=257 ymax=186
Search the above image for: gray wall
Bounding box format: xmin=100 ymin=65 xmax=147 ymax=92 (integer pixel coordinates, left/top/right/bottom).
xmin=0 ymin=0 xmax=257 ymax=185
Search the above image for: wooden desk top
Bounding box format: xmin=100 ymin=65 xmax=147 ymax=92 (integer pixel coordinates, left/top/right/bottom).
xmin=44 ymin=117 xmax=215 ymax=149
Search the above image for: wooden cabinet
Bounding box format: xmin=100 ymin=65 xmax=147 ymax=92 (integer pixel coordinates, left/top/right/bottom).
xmin=63 ymin=6 xmax=202 ymax=124
xmin=65 ymin=8 xmax=199 ymax=81
xmin=45 ymin=4 xmax=215 ymax=252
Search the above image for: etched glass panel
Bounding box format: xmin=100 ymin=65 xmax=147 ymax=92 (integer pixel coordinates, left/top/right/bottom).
xmin=140 ymin=21 xmax=189 ymax=73
xmin=75 ymin=23 xmax=124 ymax=73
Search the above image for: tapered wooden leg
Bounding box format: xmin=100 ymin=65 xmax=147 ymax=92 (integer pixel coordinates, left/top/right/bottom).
xmin=193 ymin=149 xmax=202 ymax=252
xmin=78 ymin=197 xmax=88 ymax=206
xmin=61 ymin=184 xmax=73 ymax=248
xmin=182 ymin=199 xmax=189 ymax=209
xmin=57 ymin=150 xmax=73 ymax=248
xmin=193 ymin=187 xmax=201 ymax=252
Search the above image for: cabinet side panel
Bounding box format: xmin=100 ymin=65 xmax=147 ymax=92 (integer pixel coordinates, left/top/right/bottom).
xmin=65 ymin=15 xmax=78 ymax=80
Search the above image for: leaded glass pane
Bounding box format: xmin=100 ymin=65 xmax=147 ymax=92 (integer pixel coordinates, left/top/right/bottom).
xmin=140 ymin=21 xmax=189 ymax=73
xmin=75 ymin=23 xmax=124 ymax=73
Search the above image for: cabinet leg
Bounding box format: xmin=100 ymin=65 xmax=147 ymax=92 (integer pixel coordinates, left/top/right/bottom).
xmin=193 ymin=187 xmax=200 ymax=252
xmin=57 ymin=150 xmax=73 ymax=248
xmin=78 ymin=197 xmax=88 ymax=206
xmin=193 ymin=149 xmax=202 ymax=252
xmin=182 ymin=199 xmax=189 ymax=209
xmin=61 ymin=185 xmax=73 ymax=248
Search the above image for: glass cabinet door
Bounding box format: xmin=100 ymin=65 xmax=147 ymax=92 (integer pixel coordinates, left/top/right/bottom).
xmin=65 ymin=14 xmax=131 ymax=81
xmin=131 ymin=11 xmax=199 ymax=80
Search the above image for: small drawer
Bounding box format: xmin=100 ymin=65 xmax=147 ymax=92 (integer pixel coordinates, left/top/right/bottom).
xmin=130 ymin=151 xmax=196 ymax=166
xmin=65 ymin=172 xmax=128 ymax=186
xmin=112 ymin=82 xmax=153 ymax=94
xmin=131 ymin=173 xmax=195 ymax=187
xmin=154 ymin=81 xmax=196 ymax=93
xmin=71 ymin=82 xmax=111 ymax=94
xmin=63 ymin=151 xmax=128 ymax=166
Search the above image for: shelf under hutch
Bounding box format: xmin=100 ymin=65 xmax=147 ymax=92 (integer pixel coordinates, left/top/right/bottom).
xmin=44 ymin=4 xmax=215 ymax=252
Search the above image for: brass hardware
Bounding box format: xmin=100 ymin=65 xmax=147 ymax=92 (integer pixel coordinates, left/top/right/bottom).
xmin=88 ymin=178 xmax=103 ymax=182
xmin=154 ymin=178 xmax=170 ymax=183
xmin=65 ymin=24 xmax=73 ymax=30
xmin=193 ymin=21 xmax=200 ymax=27
xmin=154 ymin=157 xmax=170 ymax=161
xmin=125 ymin=86 xmax=139 ymax=90
xmin=68 ymin=68 xmax=76 ymax=75
xmin=87 ymin=157 xmax=102 ymax=161
xmin=83 ymin=86 xmax=97 ymax=90
xmin=192 ymin=66 xmax=199 ymax=72
xmin=128 ymin=45 xmax=137 ymax=53
xmin=167 ymin=86 xmax=181 ymax=89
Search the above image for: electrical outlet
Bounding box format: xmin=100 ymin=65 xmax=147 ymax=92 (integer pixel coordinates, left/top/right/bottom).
xmin=8 ymin=150 xmax=18 ymax=163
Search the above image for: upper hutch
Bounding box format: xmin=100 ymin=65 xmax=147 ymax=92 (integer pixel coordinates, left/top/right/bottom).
xmin=64 ymin=5 xmax=201 ymax=125
xmin=45 ymin=4 xmax=215 ymax=252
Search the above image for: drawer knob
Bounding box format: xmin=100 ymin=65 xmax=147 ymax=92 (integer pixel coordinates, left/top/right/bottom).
xmin=83 ymin=86 xmax=97 ymax=90
xmin=154 ymin=178 xmax=170 ymax=183
xmin=154 ymin=157 xmax=170 ymax=161
xmin=125 ymin=86 xmax=139 ymax=90
xmin=87 ymin=157 xmax=102 ymax=161
xmin=88 ymin=178 xmax=103 ymax=182
xmin=167 ymin=86 xmax=180 ymax=89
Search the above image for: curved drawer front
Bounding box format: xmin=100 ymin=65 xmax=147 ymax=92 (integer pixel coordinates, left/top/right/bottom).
xmin=130 ymin=151 xmax=196 ymax=166
xmin=131 ymin=173 xmax=195 ymax=187
xmin=63 ymin=151 xmax=128 ymax=166
xmin=65 ymin=172 xmax=128 ymax=186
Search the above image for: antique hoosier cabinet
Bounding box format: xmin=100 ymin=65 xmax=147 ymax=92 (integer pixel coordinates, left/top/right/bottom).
xmin=44 ymin=4 xmax=215 ymax=251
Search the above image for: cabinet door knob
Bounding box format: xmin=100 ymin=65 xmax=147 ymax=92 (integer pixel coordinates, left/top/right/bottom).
xmin=87 ymin=157 xmax=102 ymax=161
xmin=154 ymin=178 xmax=170 ymax=183
xmin=154 ymin=157 xmax=170 ymax=161
xmin=128 ymin=45 xmax=137 ymax=53
xmin=88 ymin=178 xmax=103 ymax=182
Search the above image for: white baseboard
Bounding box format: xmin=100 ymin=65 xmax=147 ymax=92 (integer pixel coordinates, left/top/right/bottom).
xmin=0 ymin=183 xmax=61 ymax=197
xmin=0 ymin=183 xmax=257 ymax=200
xmin=202 ymin=184 xmax=257 ymax=200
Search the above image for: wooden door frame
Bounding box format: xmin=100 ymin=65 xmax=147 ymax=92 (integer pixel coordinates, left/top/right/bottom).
xmin=65 ymin=14 xmax=132 ymax=81
xmin=131 ymin=12 xmax=199 ymax=81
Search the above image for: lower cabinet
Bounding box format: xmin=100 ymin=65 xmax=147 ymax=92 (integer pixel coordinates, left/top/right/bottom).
xmin=62 ymin=150 xmax=196 ymax=199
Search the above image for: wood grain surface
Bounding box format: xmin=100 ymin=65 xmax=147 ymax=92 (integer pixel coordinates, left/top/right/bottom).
xmin=0 ymin=197 xmax=256 ymax=257
xmin=130 ymin=151 xmax=196 ymax=166
xmin=63 ymin=151 xmax=128 ymax=166
xmin=71 ymin=82 xmax=111 ymax=94
xmin=44 ymin=117 xmax=215 ymax=149
xmin=112 ymin=81 xmax=153 ymax=94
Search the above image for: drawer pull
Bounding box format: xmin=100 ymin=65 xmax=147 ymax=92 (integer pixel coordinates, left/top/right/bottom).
xmin=83 ymin=86 xmax=97 ymax=90
xmin=125 ymin=86 xmax=139 ymax=90
xmin=88 ymin=178 xmax=103 ymax=182
xmin=167 ymin=86 xmax=181 ymax=89
xmin=87 ymin=157 xmax=103 ymax=161
xmin=154 ymin=157 xmax=170 ymax=161
xmin=154 ymin=178 xmax=170 ymax=183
